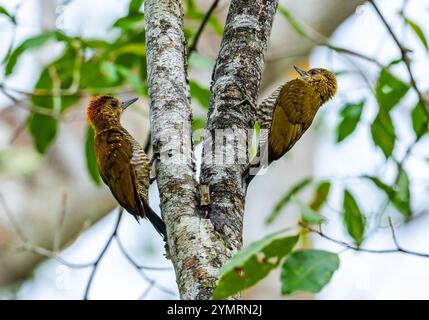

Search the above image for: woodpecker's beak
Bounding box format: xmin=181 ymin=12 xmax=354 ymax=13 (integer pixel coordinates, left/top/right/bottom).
xmin=294 ymin=65 xmax=308 ymax=76
xmin=122 ymin=98 xmax=138 ymax=110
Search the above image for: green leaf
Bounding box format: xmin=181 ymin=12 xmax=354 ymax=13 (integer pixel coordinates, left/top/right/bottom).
xmin=100 ymin=61 xmax=119 ymax=83
xmin=336 ymin=101 xmax=364 ymax=142
xmin=27 ymin=113 xmax=58 ymax=154
xmin=116 ymin=66 xmax=147 ymax=97
xmin=190 ymin=80 xmax=210 ymax=109
xmin=208 ymin=15 xmax=224 ymax=36
xmin=387 ymin=58 xmax=403 ymax=67
xmin=113 ymin=13 xmax=145 ymax=30
xmin=343 ymin=189 xmax=366 ymax=246
xmin=375 ymin=69 xmax=410 ymax=112
xmin=192 ymin=117 xmax=206 ymax=131
xmin=281 ymin=250 xmax=339 ymax=295
xmin=370 ymin=107 xmax=395 ymax=158
xmin=365 ymin=176 xmax=393 ymax=195
xmin=277 ymin=5 xmax=307 ymax=38
xmin=27 ymin=48 xmax=81 ymax=153
xmin=0 ymin=5 xmax=14 ymax=21
xmin=309 ymin=181 xmax=331 ymax=211
xmin=404 ymin=18 xmax=428 ymax=50
xmin=411 ymin=101 xmax=428 ymax=139
xmin=85 ymin=125 xmax=101 ymax=185
xmin=265 ymin=177 xmax=312 ymax=224
xmin=212 ymin=231 xmax=299 ymax=300
xmin=6 ymin=32 xmax=56 ymax=76
xmin=192 ymin=117 xmax=206 ymax=144
xmin=393 ymin=165 xmax=412 ymax=220
xmin=296 ymin=199 xmax=326 ymax=225
xmin=31 ymin=49 xmax=80 ymax=112
xmin=188 ymin=53 xmax=215 ymax=71
xmin=111 ymin=43 xmax=146 ymax=58
xmin=365 ymin=174 xmax=410 ymax=219
xmin=128 ymin=0 xmax=143 ymax=14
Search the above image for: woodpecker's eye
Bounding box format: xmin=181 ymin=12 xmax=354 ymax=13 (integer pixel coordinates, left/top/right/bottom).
xmin=111 ymin=101 xmax=118 ymax=108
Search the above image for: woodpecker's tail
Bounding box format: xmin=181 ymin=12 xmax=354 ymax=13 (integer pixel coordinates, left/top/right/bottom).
xmin=144 ymin=203 xmax=167 ymax=241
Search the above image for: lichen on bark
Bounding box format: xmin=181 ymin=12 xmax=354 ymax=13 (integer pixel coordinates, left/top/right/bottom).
xmin=145 ymin=0 xmax=278 ymax=300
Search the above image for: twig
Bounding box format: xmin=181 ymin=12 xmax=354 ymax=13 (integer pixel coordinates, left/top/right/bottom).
xmin=0 ymin=193 xmax=28 ymax=242
xmin=325 ymin=44 xmax=384 ymax=68
xmin=53 ymin=193 xmax=68 ymax=253
xmin=301 ymin=222 xmax=429 ymax=258
xmin=115 ymin=235 xmax=172 ymax=271
xmin=387 ymin=216 xmax=401 ymax=249
xmin=9 ymin=117 xmax=27 ymax=144
xmin=115 ymin=235 xmax=176 ymax=297
xmin=139 ymin=281 xmax=155 ymax=300
xmin=143 ymin=132 xmax=152 ymax=154
xmin=368 ymin=0 xmax=428 ymax=116
xmin=188 ymin=0 xmax=220 ymax=55
xmin=83 ymin=208 xmax=123 ymax=300
xmin=1 ymin=192 xmax=95 ymax=268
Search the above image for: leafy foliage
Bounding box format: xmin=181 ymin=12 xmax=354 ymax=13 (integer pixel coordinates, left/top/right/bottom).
xmin=392 ymin=165 xmax=412 ymax=220
xmin=85 ymin=125 xmax=101 ymax=186
xmin=265 ymin=177 xmax=312 ymax=224
xmin=212 ymin=230 xmax=299 ymax=300
xmin=297 ymin=199 xmax=326 ymax=225
xmin=281 ymin=250 xmax=340 ymax=295
xmin=337 ymin=101 xmax=365 ymax=142
xmin=0 ymin=5 xmax=15 ymax=23
xmin=370 ymin=106 xmax=395 ymax=158
xmin=366 ymin=169 xmax=412 ymax=221
xmin=190 ymin=79 xmax=211 ymax=109
xmin=411 ymin=102 xmax=428 ymax=139
xmin=375 ymin=69 xmax=410 ymax=112
xmin=6 ymin=32 xmax=65 ymax=76
xmin=343 ymin=189 xmax=366 ymax=246
xmin=404 ymin=18 xmax=428 ymax=50
xmin=370 ymin=68 xmax=409 ymax=158
xmin=277 ymin=5 xmax=307 ymax=38
xmin=309 ymin=181 xmax=331 ymax=211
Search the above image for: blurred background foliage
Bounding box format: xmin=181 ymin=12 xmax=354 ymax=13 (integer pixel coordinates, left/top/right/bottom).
xmin=1 ymin=0 xmax=429 ymax=299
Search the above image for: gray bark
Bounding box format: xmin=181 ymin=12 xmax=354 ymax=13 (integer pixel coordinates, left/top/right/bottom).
xmin=145 ymin=0 xmax=228 ymax=300
xmin=200 ymin=0 xmax=278 ymax=250
xmin=145 ymin=0 xmax=278 ymax=300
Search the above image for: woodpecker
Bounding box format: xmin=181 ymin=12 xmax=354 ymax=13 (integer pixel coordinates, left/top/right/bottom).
xmin=87 ymin=95 xmax=166 ymax=239
xmin=258 ymin=66 xmax=337 ymax=162
xmin=246 ymin=66 xmax=337 ymax=183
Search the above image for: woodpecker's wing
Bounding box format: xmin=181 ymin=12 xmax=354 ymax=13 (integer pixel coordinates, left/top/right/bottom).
xmin=256 ymin=85 xmax=282 ymax=129
xmin=268 ymin=78 xmax=316 ymax=161
xmin=95 ymin=129 xmax=147 ymax=219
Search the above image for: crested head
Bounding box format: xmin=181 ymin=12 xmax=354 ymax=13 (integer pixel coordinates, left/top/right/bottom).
xmin=87 ymin=95 xmax=138 ymax=131
xmin=295 ymin=66 xmax=337 ymax=103
xmin=87 ymin=95 xmax=120 ymax=121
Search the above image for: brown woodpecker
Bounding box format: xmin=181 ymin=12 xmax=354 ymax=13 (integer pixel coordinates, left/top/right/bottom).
xmin=258 ymin=66 xmax=337 ymax=162
xmin=87 ymin=95 xmax=166 ymax=239
xmin=246 ymin=66 xmax=337 ymax=184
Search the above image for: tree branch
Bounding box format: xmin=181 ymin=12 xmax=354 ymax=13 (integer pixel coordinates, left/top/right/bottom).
xmin=200 ymin=0 xmax=278 ymax=256
xmin=188 ymin=0 xmax=221 ymax=55
xmin=144 ymin=0 xmax=229 ymax=300
xmin=368 ymin=0 xmax=428 ymax=116
xmin=300 ymin=221 xmax=429 ymax=259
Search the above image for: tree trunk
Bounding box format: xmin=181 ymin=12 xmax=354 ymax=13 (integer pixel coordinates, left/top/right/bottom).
xmin=145 ymin=0 xmax=278 ymax=299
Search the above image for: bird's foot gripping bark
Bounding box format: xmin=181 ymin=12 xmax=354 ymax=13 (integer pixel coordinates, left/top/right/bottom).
xmin=149 ymin=151 xmax=160 ymax=185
